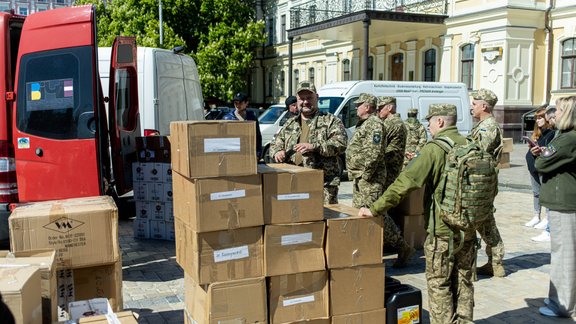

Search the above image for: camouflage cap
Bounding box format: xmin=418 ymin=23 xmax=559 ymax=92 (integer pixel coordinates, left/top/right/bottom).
xmin=296 ymin=80 xmax=317 ymax=94
xmin=353 ymin=93 xmax=377 ymax=106
xmin=407 ymin=108 xmax=419 ymax=115
xmin=377 ymin=96 xmax=396 ymax=107
xmin=472 ymin=88 xmax=498 ymax=107
xmin=425 ymin=103 xmax=457 ymax=120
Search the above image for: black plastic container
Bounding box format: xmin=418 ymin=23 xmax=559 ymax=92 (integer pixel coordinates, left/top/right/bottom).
xmin=385 ymin=282 xmax=422 ymax=324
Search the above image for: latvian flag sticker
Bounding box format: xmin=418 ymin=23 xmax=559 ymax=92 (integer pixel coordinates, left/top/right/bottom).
xmin=64 ymin=80 xmax=73 ymax=97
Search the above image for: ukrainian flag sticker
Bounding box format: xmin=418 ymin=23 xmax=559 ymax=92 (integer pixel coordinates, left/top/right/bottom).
xmin=30 ymin=82 xmax=41 ymax=100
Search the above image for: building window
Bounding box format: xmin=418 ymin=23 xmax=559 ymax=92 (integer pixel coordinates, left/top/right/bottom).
xmin=19 ymin=6 xmax=28 ymax=15
xmin=424 ymin=49 xmax=436 ymax=82
xmin=309 ymin=5 xmax=316 ymax=23
xmin=343 ymin=59 xmax=350 ymax=81
xmin=367 ymin=56 xmax=374 ymax=80
xmin=280 ymin=70 xmax=285 ymax=96
xmin=561 ymin=38 xmax=576 ymax=89
xmin=294 ymin=69 xmax=299 ymax=93
xmin=0 ymin=4 xmax=10 ymax=11
xmin=267 ymin=71 xmax=273 ymax=97
xmin=267 ymin=18 xmax=274 ymax=46
xmin=309 ymin=67 xmax=315 ymax=86
xmin=461 ymin=44 xmax=474 ymax=90
xmin=56 ymin=0 xmax=65 ymax=3
xmin=280 ymin=15 xmax=286 ymax=43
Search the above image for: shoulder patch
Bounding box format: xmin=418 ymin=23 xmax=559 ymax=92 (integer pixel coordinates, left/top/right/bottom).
xmin=373 ymin=132 xmax=382 ymax=144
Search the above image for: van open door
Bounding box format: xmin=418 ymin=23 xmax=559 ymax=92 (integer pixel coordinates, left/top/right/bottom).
xmin=108 ymin=37 xmax=139 ymax=196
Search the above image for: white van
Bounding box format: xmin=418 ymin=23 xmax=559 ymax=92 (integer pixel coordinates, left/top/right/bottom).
xmin=98 ymin=47 xmax=205 ymax=135
xmin=317 ymin=81 xmax=473 ymax=136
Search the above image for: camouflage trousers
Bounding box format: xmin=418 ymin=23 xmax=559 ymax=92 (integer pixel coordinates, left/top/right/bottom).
xmin=476 ymin=213 xmax=504 ymax=265
xmin=424 ymin=235 xmax=477 ymax=324
xmin=352 ymin=178 xmax=384 ymax=208
xmin=324 ymin=185 xmax=339 ymax=204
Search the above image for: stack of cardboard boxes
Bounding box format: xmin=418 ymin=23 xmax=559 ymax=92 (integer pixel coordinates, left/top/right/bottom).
xmin=7 ymin=196 xmax=123 ymax=321
xmin=390 ymin=188 xmax=427 ymax=250
xmin=133 ymin=136 xmax=175 ymax=240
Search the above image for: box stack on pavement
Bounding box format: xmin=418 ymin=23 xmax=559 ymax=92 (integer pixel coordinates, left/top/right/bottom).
xmin=8 ymin=196 xmax=122 ymax=321
xmin=389 ymin=186 xmax=427 ymax=250
xmin=499 ymin=137 xmax=514 ymax=169
xmin=133 ymin=136 xmax=174 ymax=240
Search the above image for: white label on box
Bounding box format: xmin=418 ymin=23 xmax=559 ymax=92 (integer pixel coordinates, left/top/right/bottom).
xmin=283 ymin=295 xmax=315 ymax=307
xmin=281 ymin=232 xmax=313 ymax=246
xmin=213 ymin=245 xmax=249 ymax=263
xmin=277 ymin=193 xmax=310 ymax=201
xmin=204 ymin=138 xmax=241 ymax=153
xmin=210 ymin=189 xmax=246 ymax=201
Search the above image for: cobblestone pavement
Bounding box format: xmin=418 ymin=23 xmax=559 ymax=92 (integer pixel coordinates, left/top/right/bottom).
xmin=120 ymin=144 xmax=574 ymax=323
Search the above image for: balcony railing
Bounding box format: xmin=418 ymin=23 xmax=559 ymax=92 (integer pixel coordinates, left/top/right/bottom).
xmin=290 ymin=0 xmax=448 ymax=29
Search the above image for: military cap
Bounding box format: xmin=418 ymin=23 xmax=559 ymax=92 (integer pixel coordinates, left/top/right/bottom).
xmin=296 ymin=80 xmax=316 ymax=94
xmin=353 ymin=93 xmax=377 ymax=106
xmin=285 ymin=96 xmax=297 ymax=107
xmin=407 ymin=108 xmax=419 ymax=115
xmin=377 ymin=96 xmax=396 ymax=107
xmin=472 ymin=88 xmax=498 ymax=107
xmin=425 ymin=103 xmax=457 ymax=120
xmin=233 ymin=92 xmax=249 ymax=102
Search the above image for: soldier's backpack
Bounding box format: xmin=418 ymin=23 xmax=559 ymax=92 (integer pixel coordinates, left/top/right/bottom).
xmin=433 ymin=136 xmax=498 ymax=251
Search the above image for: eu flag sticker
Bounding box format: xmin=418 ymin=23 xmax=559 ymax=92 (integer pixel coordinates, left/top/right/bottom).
xmin=30 ymin=82 xmax=42 ymax=100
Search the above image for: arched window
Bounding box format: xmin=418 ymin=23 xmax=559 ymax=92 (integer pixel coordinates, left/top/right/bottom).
xmin=561 ymin=38 xmax=576 ymax=89
xmin=461 ymin=44 xmax=475 ymax=90
xmin=343 ymin=59 xmax=350 ymax=81
xmin=424 ymin=49 xmax=436 ymax=82
xmin=280 ymin=70 xmax=285 ymax=95
xmin=368 ymin=56 xmax=374 ymax=80
xmin=309 ymin=67 xmax=315 ymax=85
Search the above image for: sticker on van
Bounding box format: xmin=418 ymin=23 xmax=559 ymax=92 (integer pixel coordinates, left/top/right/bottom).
xmin=17 ymin=137 xmax=30 ymax=149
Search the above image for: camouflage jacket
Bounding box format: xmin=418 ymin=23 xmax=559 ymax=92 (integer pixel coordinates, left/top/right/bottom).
xmin=346 ymin=115 xmax=387 ymax=183
xmin=404 ymin=117 xmax=427 ymax=154
xmin=469 ymin=116 xmax=503 ymax=163
xmin=269 ymin=112 xmax=348 ymax=186
xmin=383 ymin=113 xmax=407 ymax=186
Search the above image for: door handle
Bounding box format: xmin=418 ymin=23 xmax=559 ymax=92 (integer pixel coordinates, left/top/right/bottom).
xmin=36 ymin=147 xmax=43 ymax=157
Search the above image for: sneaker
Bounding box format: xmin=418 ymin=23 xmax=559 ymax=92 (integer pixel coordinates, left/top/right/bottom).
xmin=544 ymin=298 xmax=550 ymax=305
xmin=525 ymin=216 xmax=540 ymax=227
xmin=539 ymin=306 xmax=559 ymax=317
xmin=531 ymin=231 xmax=551 ymax=242
xmin=534 ymin=219 xmax=549 ymax=230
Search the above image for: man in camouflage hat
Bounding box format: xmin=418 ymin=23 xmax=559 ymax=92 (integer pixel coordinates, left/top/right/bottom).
xmin=403 ymin=108 xmax=428 ymax=167
xmin=469 ymin=88 xmax=506 ymax=279
xmin=359 ymin=103 xmax=478 ymax=324
xmin=270 ymin=80 xmax=348 ymax=204
xmin=377 ymin=96 xmax=407 ymax=190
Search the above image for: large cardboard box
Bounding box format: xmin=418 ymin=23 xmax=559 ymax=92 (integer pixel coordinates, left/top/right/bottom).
xmin=170 ymin=121 xmax=257 ymax=178
xmin=269 ymin=271 xmax=330 ymax=324
xmin=173 ymin=172 xmax=263 ymax=232
xmin=0 ymin=266 xmax=42 ymax=324
xmin=502 ymin=137 xmax=513 ymax=153
xmin=258 ymin=164 xmax=324 ymax=224
xmin=9 ymin=196 xmax=119 ymax=269
xmin=403 ymin=214 xmax=427 ymax=249
xmin=184 ymin=274 xmax=267 ymax=324
xmin=61 ymin=311 xmax=138 ymax=324
xmin=287 ymin=319 xmax=330 ymax=324
xmin=390 ymin=186 xmax=425 ymax=216
xmin=264 ymin=222 xmax=326 ymax=276
xmin=0 ymin=249 xmax=56 ymax=324
xmin=136 ymin=135 xmax=171 ymax=163
xmin=331 ymin=308 xmax=386 ymax=324
xmin=329 ymin=264 xmax=385 ymax=316
xmin=498 ymin=152 xmax=511 ymax=169
xmin=324 ymin=205 xmax=383 ymax=269
xmin=175 ymin=219 xmax=263 ymax=284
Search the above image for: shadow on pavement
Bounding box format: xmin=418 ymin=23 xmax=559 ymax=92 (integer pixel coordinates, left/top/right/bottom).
xmin=476 ymin=252 xmax=550 ymax=280
xmin=476 ymin=298 xmax=574 ymax=323
xmin=128 ymin=308 xmax=184 ymax=324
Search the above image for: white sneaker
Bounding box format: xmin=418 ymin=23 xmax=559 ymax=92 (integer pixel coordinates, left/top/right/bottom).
xmin=534 ymin=219 xmax=549 ymax=230
xmin=525 ymin=216 xmax=540 ymax=227
xmin=531 ymin=231 xmax=551 ymax=242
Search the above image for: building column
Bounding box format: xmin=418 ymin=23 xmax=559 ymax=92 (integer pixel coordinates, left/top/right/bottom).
xmin=375 ymin=45 xmax=386 ymax=80
xmin=288 ymin=36 xmax=293 ymax=96
xmin=363 ymin=17 xmax=370 ymax=80
xmin=406 ymin=40 xmax=417 ymax=81
xmin=352 ymin=49 xmax=360 ymax=80
xmin=439 ymin=34 xmax=453 ymax=82
xmin=325 ymin=52 xmax=339 ymax=84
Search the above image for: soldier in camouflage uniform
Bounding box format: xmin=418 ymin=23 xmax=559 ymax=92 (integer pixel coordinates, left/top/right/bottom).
xmin=469 ymin=88 xmax=506 ymax=279
xmin=269 ymin=81 xmax=348 ymax=204
xmin=346 ymin=93 xmax=387 ymax=208
xmin=377 ymin=97 xmax=407 ymax=189
xmin=359 ymin=104 xmax=478 ymax=324
xmin=403 ymin=108 xmax=428 ymax=167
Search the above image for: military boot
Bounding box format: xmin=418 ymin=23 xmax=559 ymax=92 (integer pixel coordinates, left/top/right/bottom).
xmin=476 ymin=262 xmax=506 ymax=277
xmin=393 ymin=243 xmax=415 ymax=268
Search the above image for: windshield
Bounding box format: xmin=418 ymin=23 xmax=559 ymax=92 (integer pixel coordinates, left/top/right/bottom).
xmin=259 ymin=106 xmax=286 ymax=124
xmin=318 ymin=96 xmax=344 ymax=114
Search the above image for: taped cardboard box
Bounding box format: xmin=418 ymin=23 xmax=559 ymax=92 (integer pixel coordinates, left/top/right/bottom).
xmin=331 ymin=308 xmax=386 ymax=324
xmin=264 ymin=222 xmax=326 ymax=276
xmin=324 ymin=205 xmax=383 ymax=269
xmin=136 ymin=135 xmax=171 ymax=163
xmin=173 ymin=172 xmax=263 ymax=232
xmin=175 ymin=219 xmax=263 ymax=284
xmin=58 ymin=311 xmax=138 ymax=324
xmin=170 ymin=121 xmax=257 ymax=178
xmin=498 ymin=152 xmax=511 ymax=169
xmin=0 ymin=265 xmax=42 ymax=324
xmin=184 ymin=274 xmax=267 ymax=324
xmin=258 ymin=164 xmax=324 ymax=225
xmin=403 ymin=214 xmax=427 ymax=250
xmin=502 ymin=137 xmax=513 ymax=153
xmin=0 ymin=249 xmax=56 ymax=324
xmin=286 ymin=319 xmax=330 ymax=324
xmin=9 ymin=196 xmax=119 ymax=270
xmin=329 ymin=264 xmax=385 ymax=316
xmin=269 ymin=270 xmax=329 ymax=324
xmin=390 ymin=186 xmax=425 ymax=216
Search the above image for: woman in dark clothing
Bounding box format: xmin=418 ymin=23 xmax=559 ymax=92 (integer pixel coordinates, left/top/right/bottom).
xmin=223 ymin=92 xmax=263 ymax=159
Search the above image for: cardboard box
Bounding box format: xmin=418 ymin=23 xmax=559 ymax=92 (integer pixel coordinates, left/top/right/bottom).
xmin=287 ymin=319 xmax=330 ymax=324
xmin=184 ymin=274 xmax=267 ymax=324
xmin=329 ymin=264 xmax=385 ymax=316
xmin=133 ymin=218 xmax=150 ymax=239
xmin=68 ymin=297 xmax=112 ymax=321
xmin=9 ymin=196 xmax=119 ymax=270
xmin=136 ymin=136 xmax=171 ymax=163
xmin=269 ymin=271 xmax=329 ymax=324
xmin=0 ymin=249 xmax=56 ymax=324
xmin=264 ymin=222 xmax=326 ymax=276
xmin=170 ymin=121 xmax=257 ymax=178
xmin=403 ymin=214 xmax=427 ymax=250
xmin=502 ymin=137 xmax=513 ymax=153
xmin=0 ymin=266 xmax=42 ymax=324
xmin=324 ymin=205 xmax=383 ymax=269
xmin=331 ymin=308 xmax=386 ymax=324
xmin=498 ymin=152 xmax=511 ymax=169
xmin=259 ymin=164 xmax=324 ymax=224
xmin=62 ymin=311 xmax=138 ymax=324
xmin=175 ymin=219 xmax=263 ymax=284
xmin=390 ymin=186 xmax=425 ymax=216
xmin=173 ymin=173 xmax=263 ymax=232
